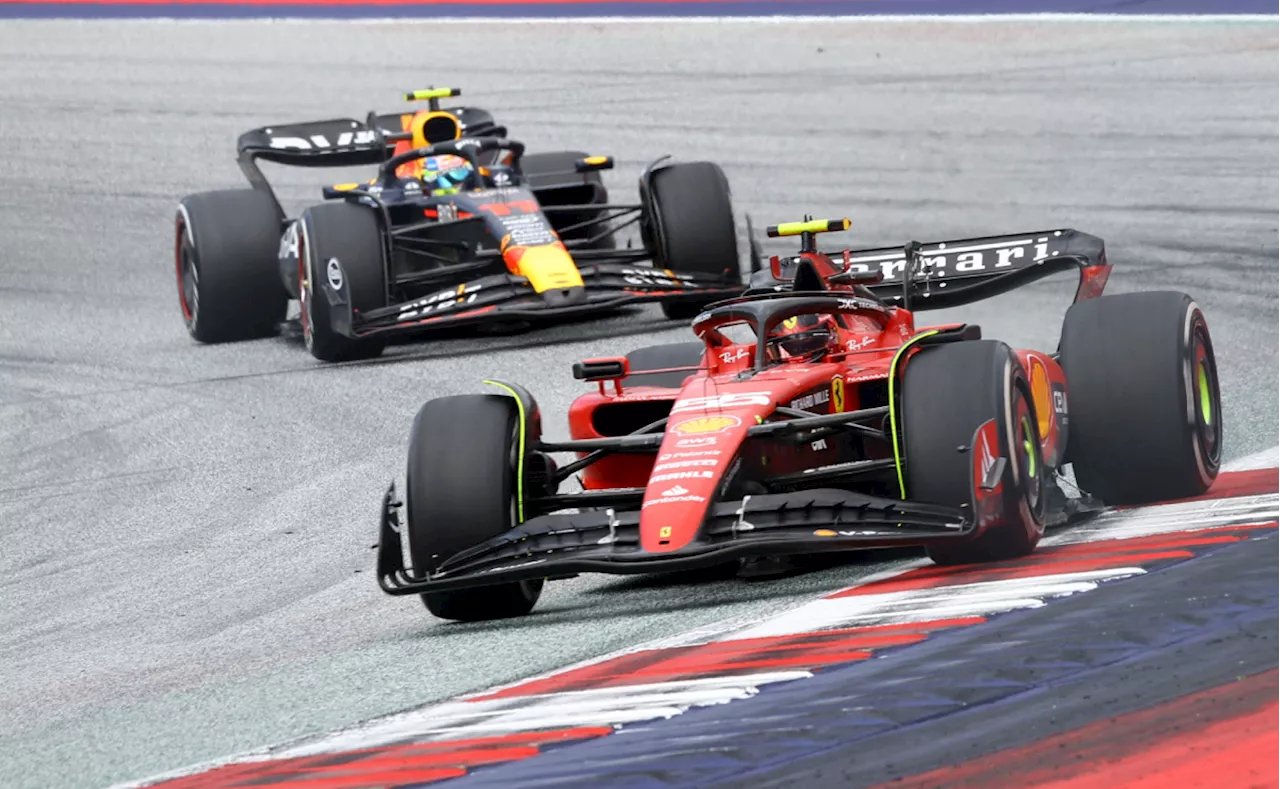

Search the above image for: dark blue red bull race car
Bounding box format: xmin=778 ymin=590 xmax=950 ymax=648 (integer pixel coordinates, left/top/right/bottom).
xmin=375 ymin=218 xmax=1224 ymax=622
xmin=173 ymin=87 xmax=742 ymax=361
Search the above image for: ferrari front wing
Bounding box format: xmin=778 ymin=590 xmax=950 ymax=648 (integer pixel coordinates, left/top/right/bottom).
xmin=376 ymin=486 xmax=973 ymax=595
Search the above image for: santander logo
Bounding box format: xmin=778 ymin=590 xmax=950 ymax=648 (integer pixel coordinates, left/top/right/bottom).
xmin=642 ymin=482 xmax=709 ymax=511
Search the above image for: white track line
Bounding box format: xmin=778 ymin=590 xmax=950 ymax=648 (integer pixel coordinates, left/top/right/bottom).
xmin=726 ymin=567 xmax=1145 ymax=639
xmin=274 ymin=671 xmax=813 ymax=757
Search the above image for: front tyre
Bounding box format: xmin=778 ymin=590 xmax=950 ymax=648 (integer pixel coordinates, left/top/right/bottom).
xmin=297 ymin=202 xmax=388 ymax=363
xmin=902 ymin=340 xmax=1047 ymax=566
xmin=406 ymin=394 xmax=543 ymax=622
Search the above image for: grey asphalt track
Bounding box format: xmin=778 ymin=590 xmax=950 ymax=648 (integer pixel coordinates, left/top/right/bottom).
xmin=0 ymin=18 xmax=1276 ymax=789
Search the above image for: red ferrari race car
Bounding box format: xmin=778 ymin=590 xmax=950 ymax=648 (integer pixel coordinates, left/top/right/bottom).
xmin=375 ymin=218 xmax=1223 ymax=622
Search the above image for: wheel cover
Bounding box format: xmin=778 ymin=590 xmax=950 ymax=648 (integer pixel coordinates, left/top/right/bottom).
xmin=1197 ymin=364 xmax=1213 ymax=425
xmin=179 ymin=244 xmax=199 ymax=323
xmin=1190 ymin=321 xmax=1222 ymax=466
xmin=1016 ymin=404 xmax=1042 ymax=512
xmin=1022 ymin=416 xmax=1039 ymax=482
xmin=174 ymin=219 xmax=199 ymax=324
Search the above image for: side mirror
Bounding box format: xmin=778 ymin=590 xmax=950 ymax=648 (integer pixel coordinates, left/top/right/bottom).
xmin=322 ymin=182 xmax=369 ymax=199
xmin=829 ymin=252 xmax=887 ymax=286
xmin=572 ymin=357 xmax=628 ymax=381
xmin=769 ymin=255 xmax=799 ymax=281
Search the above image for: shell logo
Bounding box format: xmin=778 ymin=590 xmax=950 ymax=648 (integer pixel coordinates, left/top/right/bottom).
xmin=671 ymin=415 xmax=742 ymax=435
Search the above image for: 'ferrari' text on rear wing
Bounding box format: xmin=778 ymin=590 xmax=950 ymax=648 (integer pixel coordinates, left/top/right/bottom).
xmin=850 ymin=228 xmax=1110 ymax=311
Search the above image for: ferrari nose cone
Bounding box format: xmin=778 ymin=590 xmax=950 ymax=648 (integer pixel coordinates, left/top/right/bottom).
xmin=542 ymin=286 xmax=587 ymax=308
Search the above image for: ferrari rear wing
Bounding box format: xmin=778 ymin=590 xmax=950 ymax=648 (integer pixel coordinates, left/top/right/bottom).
xmin=849 ymin=228 xmax=1112 ymax=311
xmin=763 ymin=227 xmax=1112 ymax=312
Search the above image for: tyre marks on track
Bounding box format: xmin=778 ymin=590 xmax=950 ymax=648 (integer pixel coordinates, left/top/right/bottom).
xmin=869 ymin=668 xmax=1279 ymax=789
xmin=124 ymin=462 xmax=1279 ymax=789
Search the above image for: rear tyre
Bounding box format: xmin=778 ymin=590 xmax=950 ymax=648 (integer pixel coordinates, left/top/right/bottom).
xmin=1058 ymin=291 xmax=1222 ymax=505
xmin=174 ymin=189 xmax=287 ymax=343
xmin=522 ymin=150 xmax=615 ymax=251
xmin=622 ymin=342 xmax=706 ymax=389
xmin=646 ymin=162 xmax=740 ymax=320
xmin=297 ymin=202 xmax=387 ymax=363
xmin=406 ymin=394 xmax=543 ymax=622
xmin=902 ymin=340 xmax=1046 ymax=566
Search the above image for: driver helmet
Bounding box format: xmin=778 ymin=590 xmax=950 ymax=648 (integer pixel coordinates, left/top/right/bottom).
xmin=422 ymin=154 xmax=473 ymax=194
xmin=771 ymin=313 xmax=837 ymax=359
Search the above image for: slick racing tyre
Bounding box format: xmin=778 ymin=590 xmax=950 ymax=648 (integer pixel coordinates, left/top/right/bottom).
xmin=645 ymin=161 xmax=740 ymax=321
xmin=902 ymin=340 xmax=1047 ymax=566
xmin=621 ymin=342 xmax=706 ymax=389
xmin=522 ymin=150 xmax=615 ymax=251
xmin=1059 ymin=291 xmax=1222 ymax=505
xmin=406 ymin=394 xmax=543 ymax=622
xmin=174 ymin=189 xmax=287 ymax=344
xmin=296 ymin=202 xmax=387 ymax=363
